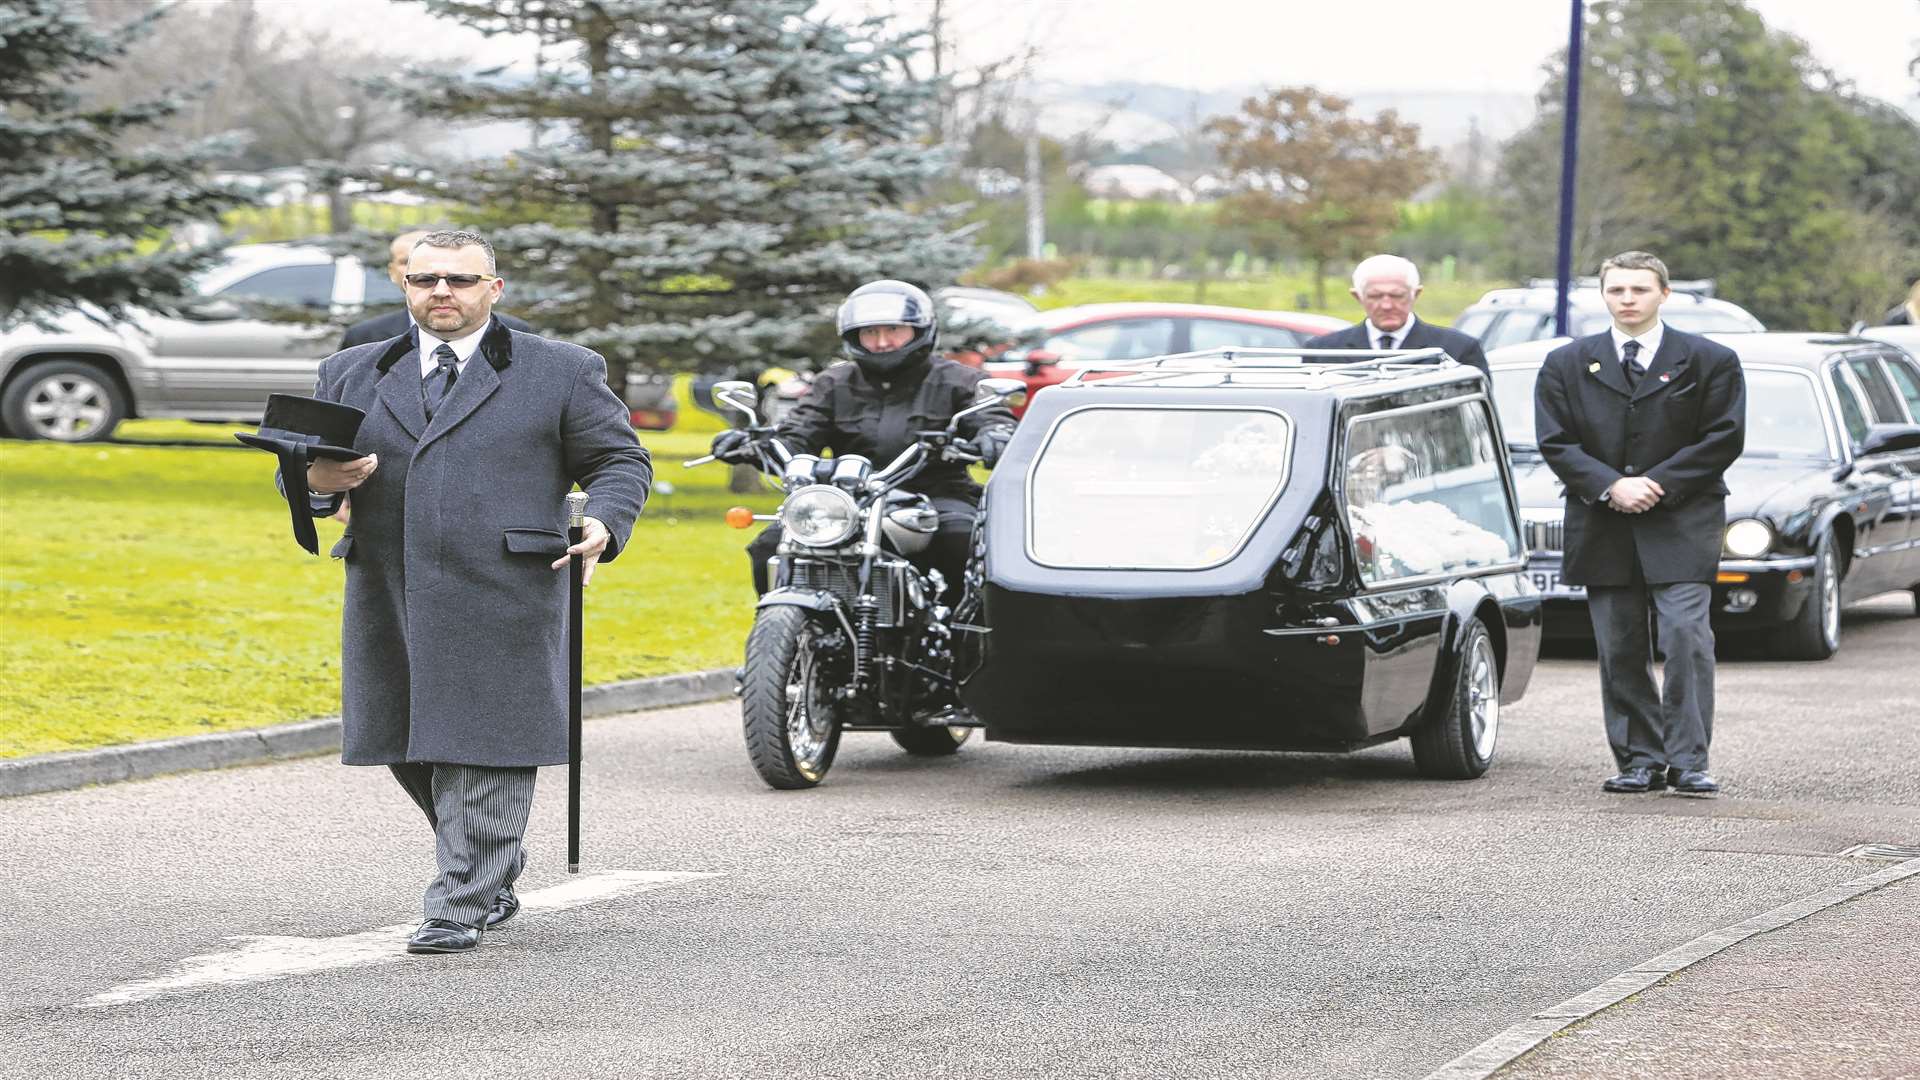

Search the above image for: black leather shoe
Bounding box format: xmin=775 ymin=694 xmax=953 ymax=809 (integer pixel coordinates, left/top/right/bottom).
xmin=485 ymin=885 xmax=520 ymax=928
xmin=1668 ymin=768 xmax=1721 ymax=796
xmin=1602 ymin=766 xmax=1662 ymax=793
xmin=406 ymin=919 xmax=481 ymax=954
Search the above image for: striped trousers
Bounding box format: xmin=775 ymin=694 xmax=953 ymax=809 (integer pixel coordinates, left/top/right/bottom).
xmin=389 ymin=763 xmax=536 ymax=927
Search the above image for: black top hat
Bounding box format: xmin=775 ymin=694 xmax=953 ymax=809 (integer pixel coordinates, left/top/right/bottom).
xmin=237 ymin=395 xmax=368 ymax=555
xmin=236 ymin=394 xmax=367 ymax=460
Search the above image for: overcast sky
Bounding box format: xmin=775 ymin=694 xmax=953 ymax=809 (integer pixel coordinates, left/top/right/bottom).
xmin=256 ymin=0 xmax=1920 ymax=111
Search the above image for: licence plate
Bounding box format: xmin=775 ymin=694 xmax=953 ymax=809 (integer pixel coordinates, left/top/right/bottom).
xmin=1530 ymin=571 xmax=1586 ymax=599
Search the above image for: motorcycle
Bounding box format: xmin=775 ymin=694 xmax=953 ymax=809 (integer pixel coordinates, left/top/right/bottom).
xmin=688 ymin=377 xmax=1025 ymax=789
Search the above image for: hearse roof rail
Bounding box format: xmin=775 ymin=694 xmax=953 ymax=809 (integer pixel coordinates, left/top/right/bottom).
xmin=1054 ymin=346 xmax=1461 ymax=389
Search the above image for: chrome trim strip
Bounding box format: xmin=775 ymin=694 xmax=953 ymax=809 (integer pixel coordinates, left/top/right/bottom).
xmin=1719 ymin=557 xmax=1815 ymax=572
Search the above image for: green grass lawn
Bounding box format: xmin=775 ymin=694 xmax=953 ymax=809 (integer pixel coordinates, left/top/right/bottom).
xmin=0 ymin=424 xmax=775 ymax=758
xmin=1031 ymin=273 xmax=1506 ymax=325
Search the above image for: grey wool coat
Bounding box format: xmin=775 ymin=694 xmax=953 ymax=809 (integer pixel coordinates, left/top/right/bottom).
xmin=301 ymin=318 xmax=652 ymax=767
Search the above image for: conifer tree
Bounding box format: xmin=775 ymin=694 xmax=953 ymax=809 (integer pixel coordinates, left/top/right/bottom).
xmin=0 ymin=0 xmax=250 ymax=323
xmin=374 ymin=0 xmax=979 ymax=385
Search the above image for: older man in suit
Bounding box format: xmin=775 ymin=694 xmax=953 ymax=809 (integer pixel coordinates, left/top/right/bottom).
xmin=1304 ymin=254 xmax=1489 ymax=377
xmin=339 ymin=229 xmax=531 ymax=349
xmin=1534 ymin=250 xmax=1745 ymax=796
xmin=302 ymin=229 xmax=651 ymax=953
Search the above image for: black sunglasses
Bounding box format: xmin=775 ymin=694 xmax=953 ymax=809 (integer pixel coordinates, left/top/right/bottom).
xmin=403 ymin=273 xmax=499 ymax=290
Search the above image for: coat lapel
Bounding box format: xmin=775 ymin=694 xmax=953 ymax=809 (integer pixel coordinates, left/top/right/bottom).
xmin=417 ymin=354 xmax=501 ymax=450
xmin=1586 ymin=334 xmax=1632 ymax=397
xmin=375 ymin=345 xmax=426 ymax=440
xmin=1631 ymin=332 xmax=1689 ymax=401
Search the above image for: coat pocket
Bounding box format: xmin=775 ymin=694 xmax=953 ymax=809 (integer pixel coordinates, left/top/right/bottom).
xmin=330 ymin=534 xmax=353 ymax=560
xmin=503 ymin=527 xmax=569 ymax=556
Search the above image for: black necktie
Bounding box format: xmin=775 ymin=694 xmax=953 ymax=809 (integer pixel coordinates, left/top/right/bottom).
xmin=1621 ymin=340 xmax=1641 ymax=388
xmin=424 ymin=343 xmax=458 ymax=420
xmin=1377 ymin=332 xmax=1395 ymax=351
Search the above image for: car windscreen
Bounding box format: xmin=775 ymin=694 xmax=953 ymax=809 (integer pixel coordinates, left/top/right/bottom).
xmin=1027 ymin=406 xmax=1292 ymax=570
xmin=1492 ymin=365 xmax=1833 ymax=459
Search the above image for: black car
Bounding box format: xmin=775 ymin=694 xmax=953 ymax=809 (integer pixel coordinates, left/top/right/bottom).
xmin=1489 ymin=333 xmax=1920 ymax=658
xmin=961 ymin=348 xmax=1542 ymax=779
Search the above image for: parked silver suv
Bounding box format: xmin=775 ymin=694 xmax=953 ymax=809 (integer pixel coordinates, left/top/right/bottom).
xmin=1454 ymin=277 xmax=1764 ymax=350
xmin=0 ymin=244 xmax=390 ymax=442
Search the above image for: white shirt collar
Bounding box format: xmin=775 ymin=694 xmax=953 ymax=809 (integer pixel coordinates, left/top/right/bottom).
xmin=1366 ymin=314 xmax=1418 ymax=348
xmin=1609 ymin=321 xmax=1664 ymax=369
xmin=417 ymin=320 xmax=491 ymax=377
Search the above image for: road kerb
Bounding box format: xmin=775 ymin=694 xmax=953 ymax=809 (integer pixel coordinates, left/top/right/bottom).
xmin=0 ymin=669 xmax=734 ymax=799
xmin=1420 ymin=855 xmax=1920 ymax=1080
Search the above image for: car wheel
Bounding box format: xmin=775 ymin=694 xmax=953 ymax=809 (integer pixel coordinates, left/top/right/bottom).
xmin=1410 ymin=618 xmax=1498 ymax=780
xmin=1769 ymin=534 xmax=1840 ymax=661
xmin=1 ymin=359 xmax=128 ymax=443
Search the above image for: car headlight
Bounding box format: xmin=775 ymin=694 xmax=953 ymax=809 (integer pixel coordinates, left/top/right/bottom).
xmin=1723 ymin=518 xmax=1773 ymax=558
xmin=780 ymin=485 xmax=858 ymax=547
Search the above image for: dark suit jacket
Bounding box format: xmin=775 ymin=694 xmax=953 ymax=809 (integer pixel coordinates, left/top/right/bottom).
xmin=1302 ymin=319 xmax=1489 ymax=377
xmin=339 ymin=308 xmax=532 ymax=350
xmin=1534 ymin=328 xmax=1745 ymax=586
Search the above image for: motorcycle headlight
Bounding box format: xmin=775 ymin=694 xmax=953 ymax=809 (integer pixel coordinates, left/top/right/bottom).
xmin=780 ymin=485 xmax=858 ymax=547
xmin=1723 ymin=518 xmax=1773 ymax=558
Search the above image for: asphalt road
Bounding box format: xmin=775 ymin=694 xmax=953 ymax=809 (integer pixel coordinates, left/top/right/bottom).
xmin=3 ymin=595 xmax=1915 ymax=1080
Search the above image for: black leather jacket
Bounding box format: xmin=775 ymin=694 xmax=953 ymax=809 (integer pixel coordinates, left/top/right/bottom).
xmin=774 ymin=357 xmax=1015 ymax=502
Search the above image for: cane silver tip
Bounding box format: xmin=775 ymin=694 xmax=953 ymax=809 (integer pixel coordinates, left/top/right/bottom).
xmin=567 ymin=862 xmax=581 ymax=874
xmin=565 ymin=491 xmax=589 ymax=527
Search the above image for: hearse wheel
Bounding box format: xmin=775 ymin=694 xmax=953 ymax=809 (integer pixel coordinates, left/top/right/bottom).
xmin=1770 ymin=533 xmax=1840 ymax=661
xmin=741 ymin=605 xmax=842 ymax=789
xmin=1411 ymin=617 xmax=1499 ymax=780
xmin=890 ymin=724 xmax=972 ymax=756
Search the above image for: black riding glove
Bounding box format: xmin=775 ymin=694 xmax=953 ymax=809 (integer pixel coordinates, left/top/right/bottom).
xmin=710 ymin=429 xmax=757 ymax=464
xmin=968 ymin=425 xmax=1014 ymax=468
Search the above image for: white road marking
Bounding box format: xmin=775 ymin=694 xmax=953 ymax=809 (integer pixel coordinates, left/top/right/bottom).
xmin=79 ymin=870 xmax=720 ymax=1008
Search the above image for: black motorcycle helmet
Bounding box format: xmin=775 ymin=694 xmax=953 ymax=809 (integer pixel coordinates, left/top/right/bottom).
xmin=837 ymin=280 xmax=938 ymax=378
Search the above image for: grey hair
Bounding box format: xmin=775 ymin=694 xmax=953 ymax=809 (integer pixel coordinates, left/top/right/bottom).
xmin=1599 ymin=250 xmax=1669 ymax=290
xmin=1351 ymin=253 xmax=1420 ymax=292
xmin=411 ymin=229 xmax=497 ymax=273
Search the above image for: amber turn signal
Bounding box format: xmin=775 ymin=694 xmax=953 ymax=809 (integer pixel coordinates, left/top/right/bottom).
xmin=1715 ymin=571 xmax=1750 ymax=583
xmin=724 ymin=506 xmax=755 ymax=529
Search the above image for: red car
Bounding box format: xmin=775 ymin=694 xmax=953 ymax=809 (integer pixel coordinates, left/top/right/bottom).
xmin=954 ymin=302 xmax=1348 ymax=415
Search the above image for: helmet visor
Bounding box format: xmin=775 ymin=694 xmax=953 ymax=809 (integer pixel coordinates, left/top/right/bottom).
xmin=840 ymin=290 xmax=931 ymax=332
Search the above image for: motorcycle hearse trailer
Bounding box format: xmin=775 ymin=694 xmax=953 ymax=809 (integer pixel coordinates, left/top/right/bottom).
xmin=960 ymin=348 xmax=1543 ymax=779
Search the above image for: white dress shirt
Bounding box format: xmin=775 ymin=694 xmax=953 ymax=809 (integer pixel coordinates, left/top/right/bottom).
xmin=418 ymin=320 xmax=490 ymax=378
xmin=1609 ymin=321 xmax=1665 ymax=370
xmin=1367 ymin=314 xmax=1419 ymax=351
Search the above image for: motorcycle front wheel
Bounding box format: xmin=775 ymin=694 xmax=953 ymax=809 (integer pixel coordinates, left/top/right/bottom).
xmin=741 ymin=605 xmax=843 ymax=789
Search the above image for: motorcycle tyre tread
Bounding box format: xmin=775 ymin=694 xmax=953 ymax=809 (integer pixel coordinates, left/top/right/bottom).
xmin=742 ymin=605 xmax=839 ymax=790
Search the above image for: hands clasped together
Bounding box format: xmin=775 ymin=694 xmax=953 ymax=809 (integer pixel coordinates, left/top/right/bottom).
xmin=1607 ymin=475 xmax=1665 ymax=514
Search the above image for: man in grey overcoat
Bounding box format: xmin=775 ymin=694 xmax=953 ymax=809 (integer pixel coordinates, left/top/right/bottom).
xmin=1534 ymin=250 xmax=1745 ymax=797
xmin=300 ymin=229 xmax=651 ymax=954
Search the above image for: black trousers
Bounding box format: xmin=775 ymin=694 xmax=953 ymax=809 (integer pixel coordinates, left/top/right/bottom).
xmin=747 ymin=496 xmax=976 ymax=606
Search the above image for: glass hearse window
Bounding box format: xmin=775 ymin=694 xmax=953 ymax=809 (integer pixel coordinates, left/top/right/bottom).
xmin=1029 ymin=407 xmax=1291 ymax=570
xmin=1738 ymin=371 xmax=1832 ymax=458
xmin=1882 ymin=355 xmax=1920 ymax=417
xmin=1848 ymin=357 xmax=1911 ymax=423
xmin=1342 ymin=400 xmax=1521 ymax=584
xmin=1189 ymin=319 xmax=1302 ymax=351
xmin=1829 ymin=366 xmax=1871 ymax=444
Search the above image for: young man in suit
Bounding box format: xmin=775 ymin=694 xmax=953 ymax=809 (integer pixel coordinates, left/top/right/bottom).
xmin=1303 ymin=254 xmax=1489 ymax=377
xmin=303 ymin=230 xmax=651 ymax=953
xmin=1533 ymin=251 xmax=1746 ymax=796
xmin=339 ymin=229 xmax=530 ymax=349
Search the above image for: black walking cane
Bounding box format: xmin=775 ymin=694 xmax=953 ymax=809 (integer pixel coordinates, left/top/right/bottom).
xmin=566 ymin=490 xmax=589 ymax=874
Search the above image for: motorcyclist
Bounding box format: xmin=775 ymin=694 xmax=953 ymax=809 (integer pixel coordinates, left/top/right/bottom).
xmin=711 ymin=280 xmax=1016 ymax=601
